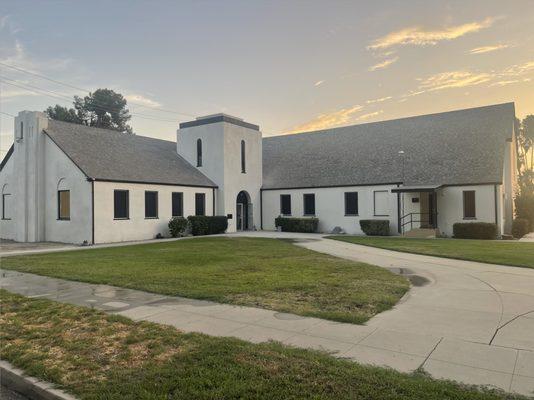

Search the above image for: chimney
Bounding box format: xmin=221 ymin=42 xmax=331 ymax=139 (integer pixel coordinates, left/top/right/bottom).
xmin=13 ymin=111 xmax=48 ymax=242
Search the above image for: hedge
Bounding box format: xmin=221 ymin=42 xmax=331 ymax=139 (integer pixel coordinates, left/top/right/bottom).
xmin=359 ymin=220 xmax=390 ymax=236
xmin=275 ymin=217 xmax=318 ymax=233
xmin=187 ymin=216 xmax=228 ymax=236
xmin=453 ymin=222 xmax=497 ymax=239
xmin=168 ymin=217 xmax=189 ymax=238
xmin=512 ymin=218 xmax=530 ymax=239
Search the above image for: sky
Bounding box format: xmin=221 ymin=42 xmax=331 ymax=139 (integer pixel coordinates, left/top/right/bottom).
xmin=1 ymin=0 xmax=533 ymax=158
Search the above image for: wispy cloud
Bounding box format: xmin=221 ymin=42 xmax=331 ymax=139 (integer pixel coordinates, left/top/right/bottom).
xmin=356 ymin=110 xmax=383 ymax=121
xmin=501 ymin=61 xmax=534 ymax=76
xmin=405 ymin=60 xmax=534 ymax=96
xmin=0 ymin=14 xmax=22 ymax=35
xmin=366 ymin=96 xmax=393 ymax=104
xmin=287 ymin=105 xmax=363 ymax=133
xmin=368 ymin=56 xmax=398 ymax=71
xmin=368 ymin=17 xmax=496 ymax=50
xmin=469 ymin=44 xmax=509 ymax=54
xmin=417 ymin=71 xmax=493 ymax=92
xmin=125 ymin=93 xmax=161 ymax=108
xmin=0 ymin=88 xmax=40 ymax=101
xmin=491 ymin=80 xmax=518 ymax=87
xmin=0 ymin=39 xmax=72 ymax=72
xmin=314 ymin=80 xmax=325 ymax=87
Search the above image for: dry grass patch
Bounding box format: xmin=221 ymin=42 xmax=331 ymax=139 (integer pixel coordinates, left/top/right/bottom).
xmin=1 ymin=291 xmax=527 ymax=400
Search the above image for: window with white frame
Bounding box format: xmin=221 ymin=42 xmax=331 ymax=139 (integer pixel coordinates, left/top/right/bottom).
xmin=2 ymin=193 xmax=11 ymax=220
xmin=58 ymin=190 xmax=71 ymax=220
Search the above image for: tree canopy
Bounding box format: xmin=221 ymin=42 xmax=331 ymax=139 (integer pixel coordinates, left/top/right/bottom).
xmin=45 ymin=89 xmax=133 ymax=134
xmin=516 ymin=115 xmax=534 ymax=194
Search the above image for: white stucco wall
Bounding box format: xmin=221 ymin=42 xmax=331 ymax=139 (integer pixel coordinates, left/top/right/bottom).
xmin=0 ymin=154 xmax=16 ymax=240
xmin=436 ymin=184 xmax=499 ymax=237
xmin=0 ymin=111 xmax=92 ymax=244
xmin=43 ymin=137 xmax=93 ymax=244
xmin=177 ymin=117 xmax=262 ymax=232
xmin=261 ymin=185 xmax=399 ymax=234
xmin=93 ymin=181 xmax=214 ymax=243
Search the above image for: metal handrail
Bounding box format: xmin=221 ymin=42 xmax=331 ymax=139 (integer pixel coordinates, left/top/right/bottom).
xmin=400 ymin=212 xmax=438 ymax=233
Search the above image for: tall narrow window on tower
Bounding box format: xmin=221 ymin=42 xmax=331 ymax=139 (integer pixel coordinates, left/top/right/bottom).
xmin=241 ymin=140 xmax=246 ymax=173
xmin=196 ymin=138 xmax=202 ymax=167
xmin=16 ymin=121 xmax=24 ymax=142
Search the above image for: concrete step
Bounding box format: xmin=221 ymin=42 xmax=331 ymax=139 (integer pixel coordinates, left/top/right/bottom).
xmin=402 ymin=228 xmax=438 ymax=238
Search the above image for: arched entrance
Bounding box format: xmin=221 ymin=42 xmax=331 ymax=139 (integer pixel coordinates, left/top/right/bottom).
xmin=236 ymin=191 xmax=252 ymax=231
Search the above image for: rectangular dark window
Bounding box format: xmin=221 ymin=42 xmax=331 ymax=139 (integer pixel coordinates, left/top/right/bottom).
xmin=195 ymin=193 xmax=206 ymax=216
xmin=172 ymin=192 xmax=183 ymax=217
xmin=58 ymin=190 xmax=70 ymax=220
xmin=241 ymin=140 xmax=246 ymax=173
xmin=2 ymin=193 xmax=11 ymax=220
xmin=303 ymin=193 xmax=315 ymax=216
xmin=145 ymin=191 xmax=158 ymax=218
xmin=463 ymin=190 xmax=476 ymax=219
xmin=280 ymin=194 xmax=291 ymax=215
xmin=114 ymin=190 xmax=129 ymax=219
xmin=345 ymin=192 xmax=358 ymax=215
xmin=197 ymin=139 xmax=202 ymax=167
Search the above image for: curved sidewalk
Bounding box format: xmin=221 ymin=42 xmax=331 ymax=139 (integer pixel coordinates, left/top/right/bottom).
xmin=1 ymin=233 xmax=533 ymax=397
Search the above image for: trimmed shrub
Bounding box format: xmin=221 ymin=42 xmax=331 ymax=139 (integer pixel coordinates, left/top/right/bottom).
xmin=359 ymin=219 xmax=390 ymax=236
xmin=275 ymin=217 xmax=318 ymax=233
xmin=168 ymin=217 xmax=189 ymax=238
xmin=187 ymin=216 xmax=228 ymax=236
xmin=453 ymin=222 xmax=497 ymax=239
xmin=512 ymin=218 xmax=530 ymax=239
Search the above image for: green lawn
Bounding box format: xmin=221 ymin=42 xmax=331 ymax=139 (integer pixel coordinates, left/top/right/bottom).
xmin=0 ymin=237 xmax=408 ymax=324
xmin=0 ymin=291 xmax=523 ymax=400
xmin=327 ymin=236 xmax=534 ymax=268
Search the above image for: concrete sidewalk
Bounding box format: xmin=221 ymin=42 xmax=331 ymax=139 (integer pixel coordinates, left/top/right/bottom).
xmin=1 ymin=234 xmax=533 ymax=397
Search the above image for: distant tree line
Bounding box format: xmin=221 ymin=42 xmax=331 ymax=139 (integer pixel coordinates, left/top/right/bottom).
xmin=515 ymin=115 xmax=534 ymax=230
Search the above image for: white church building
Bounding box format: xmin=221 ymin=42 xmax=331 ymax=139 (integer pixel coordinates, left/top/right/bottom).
xmin=0 ymin=103 xmax=516 ymax=244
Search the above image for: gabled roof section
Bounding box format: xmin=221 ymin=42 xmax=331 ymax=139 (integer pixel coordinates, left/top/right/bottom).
xmin=44 ymin=120 xmax=217 ymax=187
xmin=262 ymin=103 xmax=515 ymax=189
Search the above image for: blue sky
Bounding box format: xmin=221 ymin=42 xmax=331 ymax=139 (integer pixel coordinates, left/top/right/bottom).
xmin=1 ymin=0 xmax=533 ymax=157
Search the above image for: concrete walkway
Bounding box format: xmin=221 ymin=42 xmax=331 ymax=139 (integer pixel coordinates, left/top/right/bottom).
xmin=520 ymin=232 xmax=534 ymax=242
xmin=1 ymin=232 xmax=533 ymax=397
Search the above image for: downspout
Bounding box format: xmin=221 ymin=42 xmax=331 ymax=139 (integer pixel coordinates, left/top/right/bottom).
xmin=260 ymin=189 xmax=263 ymax=230
xmin=494 ymin=184 xmax=498 ymax=229
xmin=89 ymin=178 xmax=95 ymax=245
xmin=434 ymin=190 xmax=438 ymax=231
xmin=396 ymin=184 xmax=401 ymax=234
xmin=212 ymin=187 xmax=215 ymax=216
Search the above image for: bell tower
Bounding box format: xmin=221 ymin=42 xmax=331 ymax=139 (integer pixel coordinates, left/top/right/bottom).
xmin=177 ymin=114 xmax=262 ymax=232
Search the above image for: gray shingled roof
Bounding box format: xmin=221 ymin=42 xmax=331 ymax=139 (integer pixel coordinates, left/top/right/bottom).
xmin=262 ymin=103 xmax=515 ymax=189
xmin=45 ymin=120 xmax=216 ymax=187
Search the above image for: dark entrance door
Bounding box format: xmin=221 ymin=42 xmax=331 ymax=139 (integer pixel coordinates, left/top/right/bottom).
xmin=236 ymin=191 xmax=249 ymax=231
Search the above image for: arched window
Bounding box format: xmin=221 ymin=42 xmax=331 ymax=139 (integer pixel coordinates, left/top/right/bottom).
xmin=241 ymin=140 xmax=246 ymax=173
xmin=57 ymin=178 xmax=70 ymax=220
xmin=196 ymin=138 xmax=202 ymax=167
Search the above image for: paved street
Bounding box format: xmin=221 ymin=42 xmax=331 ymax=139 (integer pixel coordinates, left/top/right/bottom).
xmin=1 ymin=232 xmax=533 ymax=397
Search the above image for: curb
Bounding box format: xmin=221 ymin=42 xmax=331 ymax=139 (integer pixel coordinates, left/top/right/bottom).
xmin=0 ymin=360 xmax=77 ymax=400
